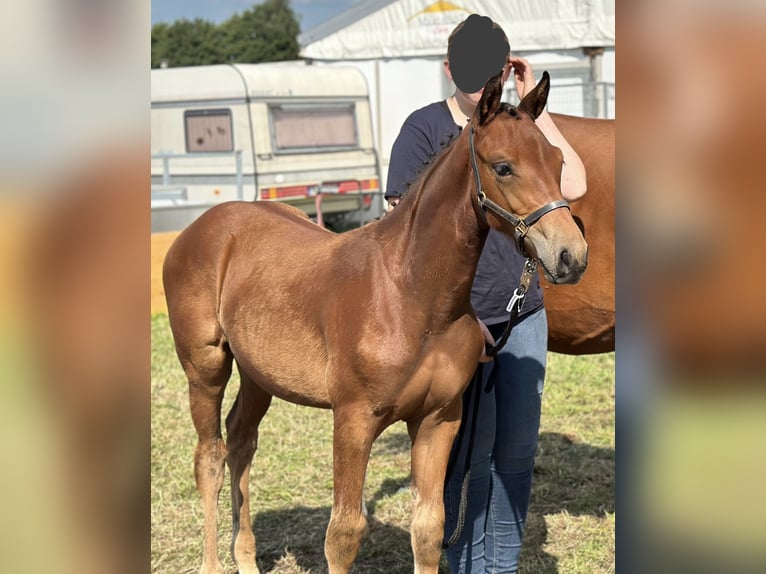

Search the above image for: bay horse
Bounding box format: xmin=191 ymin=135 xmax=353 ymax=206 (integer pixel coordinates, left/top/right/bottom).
xmin=542 ymin=114 xmax=615 ymax=354
xmin=163 ymin=71 xmax=587 ymax=574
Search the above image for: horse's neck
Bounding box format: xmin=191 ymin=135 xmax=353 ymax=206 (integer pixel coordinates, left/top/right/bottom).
xmin=380 ymin=135 xmax=487 ymax=318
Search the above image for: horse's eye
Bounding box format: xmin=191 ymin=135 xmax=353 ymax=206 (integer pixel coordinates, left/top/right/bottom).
xmin=493 ymin=163 xmax=513 ymax=177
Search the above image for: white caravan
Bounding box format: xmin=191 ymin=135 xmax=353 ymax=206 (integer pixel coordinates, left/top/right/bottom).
xmin=151 ymin=62 xmax=382 ymax=232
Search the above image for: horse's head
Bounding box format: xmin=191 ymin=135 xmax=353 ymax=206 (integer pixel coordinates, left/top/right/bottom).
xmin=470 ymin=72 xmax=588 ymax=284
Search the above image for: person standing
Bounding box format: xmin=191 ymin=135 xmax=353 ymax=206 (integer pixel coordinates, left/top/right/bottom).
xmin=385 ymin=14 xmax=586 ymax=573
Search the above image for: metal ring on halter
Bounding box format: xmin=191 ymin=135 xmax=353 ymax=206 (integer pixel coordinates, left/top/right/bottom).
xmin=468 ymin=125 xmax=570 ymax=255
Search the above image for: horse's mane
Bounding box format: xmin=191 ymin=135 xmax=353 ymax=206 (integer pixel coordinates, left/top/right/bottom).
xmin=394 ymin=103 xmax=522 ymax=210
xmin=404 ymin=130 xmax=461 ymax=199
xmin=492 ymin=102 xmax=522 ymax=123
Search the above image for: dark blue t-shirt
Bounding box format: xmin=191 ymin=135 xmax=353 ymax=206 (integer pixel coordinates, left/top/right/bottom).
xmin=386 ymin=100 xmax=544 ymax=325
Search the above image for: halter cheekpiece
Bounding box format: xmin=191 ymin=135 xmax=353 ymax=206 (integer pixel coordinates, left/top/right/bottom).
xmin=468 ymin=124 xmax=570 ymax=255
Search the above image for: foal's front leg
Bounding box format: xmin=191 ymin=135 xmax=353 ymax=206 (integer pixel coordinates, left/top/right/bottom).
xmin=407 ymin=401 xmax=463 ymax=574
xmin=324 ymin=406 xmax=379 ymax=574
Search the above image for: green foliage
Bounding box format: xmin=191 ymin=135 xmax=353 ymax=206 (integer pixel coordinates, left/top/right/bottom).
xmin=162 ymin=18 xmax=225 ymax=68
xmin=151 ymin=22 xmax=169 ymax=69
xmin=151 ymin=0 xmax=301 ymax=68
xmin=223 ymin=0 xmax=301 ymax=64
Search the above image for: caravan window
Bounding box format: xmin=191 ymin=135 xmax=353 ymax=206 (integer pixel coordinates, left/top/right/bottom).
xmin=270 ymin=104 xmax=357 ymax=152
xmin=185 ymin=109 xmax=234 ymax=153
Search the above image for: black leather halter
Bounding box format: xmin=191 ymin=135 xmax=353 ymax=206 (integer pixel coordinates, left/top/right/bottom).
xmin=469 ymin=124 xmax=570 ymax=254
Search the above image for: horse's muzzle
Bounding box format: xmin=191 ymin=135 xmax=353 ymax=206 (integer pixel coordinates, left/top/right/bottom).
xmin=547 ymin=246 xmax=588 ymax=285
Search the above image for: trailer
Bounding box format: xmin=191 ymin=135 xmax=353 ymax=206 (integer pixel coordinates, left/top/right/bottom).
xmin=151 ymin=62 xmax=383 ymax=232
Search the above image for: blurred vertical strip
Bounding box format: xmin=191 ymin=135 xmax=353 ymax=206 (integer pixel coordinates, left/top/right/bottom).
xmin=0 ymin=0 xmax=149 ymax=573
xmin=618 ymin=0 xmax=766 ymax=572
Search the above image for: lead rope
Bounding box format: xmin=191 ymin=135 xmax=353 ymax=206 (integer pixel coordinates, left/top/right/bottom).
xmin=484 ymin=257 xmax=537 ymax=392
xmin=443 ymin=257 xmax=537 ymax=549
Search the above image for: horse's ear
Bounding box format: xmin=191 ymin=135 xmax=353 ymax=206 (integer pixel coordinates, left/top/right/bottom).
xmin=476 ymin=72 xmax=504 ymax=126
xmin=517 ymin=71 xmax=550 ymax=120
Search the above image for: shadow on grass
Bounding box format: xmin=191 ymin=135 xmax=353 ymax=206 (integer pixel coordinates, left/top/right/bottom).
xmin=253 ymin=503 xmax=421 ymax=574
xmin=252 ymin=432 xmax=613 ymax=573
xmin=520 ymin=432 xmax=615 ymax=573
xmin=373 ymin=427 xmax=411 ymax=454
xmin=533 ymin=431 xmax=615 ymax=516
xmin=253 ymin=475 xmax=436 ymax=573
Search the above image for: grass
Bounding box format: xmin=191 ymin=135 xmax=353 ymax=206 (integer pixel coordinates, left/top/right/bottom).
xmin=151 ymin=314 xmax=614 ymax=573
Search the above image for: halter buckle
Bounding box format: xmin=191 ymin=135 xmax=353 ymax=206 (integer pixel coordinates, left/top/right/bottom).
xmin=469 ymin=125 xmax=569 ymax=257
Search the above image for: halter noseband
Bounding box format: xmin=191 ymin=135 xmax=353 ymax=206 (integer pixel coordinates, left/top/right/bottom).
xmin=469 ymin=124 xmax=570 ymax=255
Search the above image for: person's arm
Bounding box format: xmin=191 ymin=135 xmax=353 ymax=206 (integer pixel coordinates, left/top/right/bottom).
xmin=509 ymin=57 xmax=587 ymax=202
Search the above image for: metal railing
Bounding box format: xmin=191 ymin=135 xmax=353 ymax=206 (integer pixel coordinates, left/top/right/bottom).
xmin=504 ymin=81 xmax=615 ymax=119
xmin=151 ymin=150 xmax=245 ymax=200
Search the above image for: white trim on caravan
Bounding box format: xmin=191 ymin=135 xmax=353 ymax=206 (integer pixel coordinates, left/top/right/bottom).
xmin=151 ymin=62 xmax=382 ymax=232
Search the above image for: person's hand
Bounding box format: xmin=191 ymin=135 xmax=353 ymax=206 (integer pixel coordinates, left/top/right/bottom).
xmin=478 ymin=319 xmax=496 ymax=363
xmin=508 ymin=57 xmax=536 ymax=99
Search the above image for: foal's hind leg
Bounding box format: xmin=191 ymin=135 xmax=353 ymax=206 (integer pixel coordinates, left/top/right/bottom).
xmin=182 ymin=339 xmax=233 ymax=574
xmin=225 ymin=372 xmax=272 ymax=574
xmin=407 ymin=401 xmax=463 ymax=574
xmin=324 ymin=406 xmax=380 ymax=573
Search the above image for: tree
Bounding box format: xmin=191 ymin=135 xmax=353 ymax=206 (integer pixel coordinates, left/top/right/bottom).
xmin=221 ymin=0 xmax=300 ymax=63
xmin=161 ymin=18 xmax=226 ymax=67
xmin=151 ymin=2 xmax=300 ymax=68
xmin=151 ymin=23 xmax=170 ymax=68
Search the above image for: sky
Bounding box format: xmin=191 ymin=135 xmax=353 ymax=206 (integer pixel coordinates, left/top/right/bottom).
xmin=151 ymin=0 xmax=369 ymax=33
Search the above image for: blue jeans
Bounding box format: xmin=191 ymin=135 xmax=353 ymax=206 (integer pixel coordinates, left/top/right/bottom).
xmin=444 ymin=307 xmax=547 ymax=573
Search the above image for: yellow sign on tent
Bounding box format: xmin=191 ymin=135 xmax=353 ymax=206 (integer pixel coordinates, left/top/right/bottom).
xmin=408 ymin=1 xmax=469 ymax=21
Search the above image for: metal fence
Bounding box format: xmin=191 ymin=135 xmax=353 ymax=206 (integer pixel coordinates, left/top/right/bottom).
xmin=151 ymin=150 xmax=245 ymax=201
xmin=504 ymin=81 xmax=615 ymax=119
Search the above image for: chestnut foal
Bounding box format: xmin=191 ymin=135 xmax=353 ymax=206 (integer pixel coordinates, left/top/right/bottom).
xmin=163 ymin=71 xmax=587 ymax=574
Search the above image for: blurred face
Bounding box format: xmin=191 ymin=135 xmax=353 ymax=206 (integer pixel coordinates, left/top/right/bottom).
xmin=443 ymin=57 xmax=511 ymax=104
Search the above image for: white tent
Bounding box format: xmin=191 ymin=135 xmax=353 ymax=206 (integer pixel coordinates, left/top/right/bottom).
xmin=299 ymin=0 xmax=615 ymax=195
xmin=300 ymin=0 xmax=614 ymax=60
